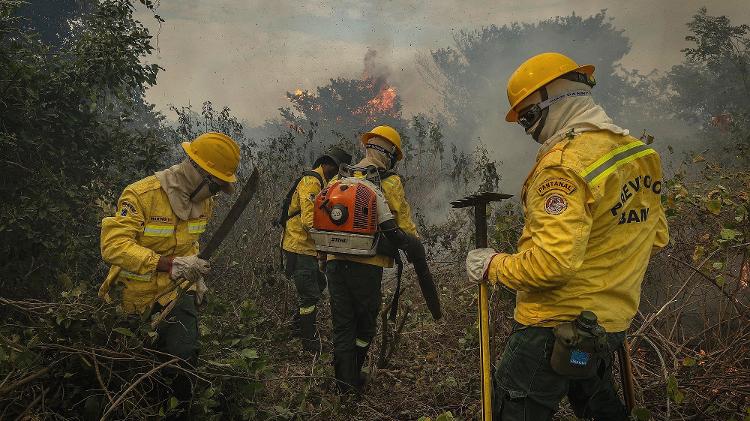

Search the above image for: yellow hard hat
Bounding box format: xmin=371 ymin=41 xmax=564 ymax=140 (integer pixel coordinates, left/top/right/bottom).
xmin=181 ymin=132 xmax=240 ymax=182
xmin=361 ymin=125 xmax=403 ymax=161
xmin=505 ymin=52 xmax=595 ymax=122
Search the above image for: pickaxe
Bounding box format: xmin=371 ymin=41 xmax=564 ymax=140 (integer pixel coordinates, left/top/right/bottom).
xmin=618 ymin=338 xmax=636 ymax=412
xmin=451 ymin=192 xmax=512 ymax=421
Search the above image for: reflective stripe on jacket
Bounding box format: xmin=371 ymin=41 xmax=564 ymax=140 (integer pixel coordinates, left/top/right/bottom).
xmin=98 ymin=175 xmax=212 ymax=314
xmin=331 ymin=172 xmax=418 ymax=268
xmin=282 ymin=166 xmax=327 ymax=256
xmin=487 ymin=130 xmax=669 ymax=332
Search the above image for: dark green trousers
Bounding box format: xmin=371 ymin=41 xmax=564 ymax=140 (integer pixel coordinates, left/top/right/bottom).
xmin=326 ymin=260 xmax=383 ymax=392
xmin=154 ymin=292 xmax=200 ymax=419
xmin=493 ymin=324 xmax=628 ymax=421
xmin=155 ymin=292 xmax=199 ymax=363
xmin=284 ymin=251 xmax=327 ymax=311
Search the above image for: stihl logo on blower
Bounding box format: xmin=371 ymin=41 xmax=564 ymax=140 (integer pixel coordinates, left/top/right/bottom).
xmin=310 ymin=177 xmax=384 ymax=256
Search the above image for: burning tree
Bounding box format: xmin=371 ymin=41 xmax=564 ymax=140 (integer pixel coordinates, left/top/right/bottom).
xmin=280 ymin=48 xmax=404 ymax=151
xmin=280 ymin=77 xmax=402 ymax=142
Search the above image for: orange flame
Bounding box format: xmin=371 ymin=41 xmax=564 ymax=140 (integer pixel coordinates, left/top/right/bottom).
xmin=367 ymin=86 xmax=397 ymax=113
xmin=294 ymin=88 xmax=304 ymax=96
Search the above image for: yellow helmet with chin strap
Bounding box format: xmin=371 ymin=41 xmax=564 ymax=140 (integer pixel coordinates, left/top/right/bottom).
xmin=182 ymin=132 xmax=240 ymax=182
xmin=505 ymin=52 xmax=595 ymax=122
xmin=361 ymin=125 xmax=403 ymax=161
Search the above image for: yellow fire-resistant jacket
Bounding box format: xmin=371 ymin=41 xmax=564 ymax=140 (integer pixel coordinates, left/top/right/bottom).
xmin=99 ymin=175 xmax=212 ymax=314
xmin=487 ymin=130 xmax=669 ymax=332
xmin=331 ymin=172 xmax=418 ymax=268
xmin=282 ymin=166 xmax=327 ymax=257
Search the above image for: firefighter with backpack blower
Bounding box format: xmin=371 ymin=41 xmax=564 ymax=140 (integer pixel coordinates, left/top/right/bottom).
xmin=277 ymin=146 xmax=352 ymax=353
xmin=310 ymin=125 xmax=442 ymax=394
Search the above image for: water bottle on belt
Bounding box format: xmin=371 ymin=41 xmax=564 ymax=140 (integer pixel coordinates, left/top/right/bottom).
xmin=550 ymin=310 xmax=608 ymax=378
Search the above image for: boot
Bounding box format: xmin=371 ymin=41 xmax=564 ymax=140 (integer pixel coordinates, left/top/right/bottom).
xmin=299 ymin=309 xmax=321 ymax=353
xmin=333 ymin=350 xmax=360 ymax=394
xmin=355 ymin=344 xmax=370 ymax=385
xmin=291 ymin=311 xmax=301 ymax=337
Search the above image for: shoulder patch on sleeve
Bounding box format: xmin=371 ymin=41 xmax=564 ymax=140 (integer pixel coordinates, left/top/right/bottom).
xmin=544 ymin=194 xmax=568 ymax=215
xmin=119 ymin=200 xmax=137 ymax=216
xmin=537 ymin=177 xmax=577 ymax=196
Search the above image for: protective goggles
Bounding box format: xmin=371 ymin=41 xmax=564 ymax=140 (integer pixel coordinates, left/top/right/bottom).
xmin=517 ymin=90 xmax=592 ymax=130
xmin=189 ymin=160 xmax=225 ymax=198
xmin=365 ymin=142 xmax=397 ymax=160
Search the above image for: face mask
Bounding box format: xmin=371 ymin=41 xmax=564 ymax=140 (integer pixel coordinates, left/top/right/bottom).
xmin=365 ymin=142 xmax=397 ymax=170
xmin=188 ymin=167 xmax=223 ymax=202
xmin=518 ymin=89 xmax=592 ymax=142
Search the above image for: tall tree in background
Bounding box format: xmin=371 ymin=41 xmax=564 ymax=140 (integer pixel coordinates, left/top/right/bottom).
xmin=422 ymin=12 xmax=635 ymax=134
xmin=662 ymin=7 xmax=750 ymax=153
xmin=279 ymin=76 xmax=403 ymax=153
xmin=0 ymin=0 xmax=169 ymax=296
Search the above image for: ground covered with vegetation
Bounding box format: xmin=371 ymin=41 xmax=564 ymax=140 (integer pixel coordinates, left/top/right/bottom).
xmin=1 ymin=1 xmax=749 ymax=419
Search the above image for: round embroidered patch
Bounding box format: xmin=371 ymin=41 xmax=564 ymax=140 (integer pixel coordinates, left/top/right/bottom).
xmin=545 ymin=194 xmax=568 ymax=215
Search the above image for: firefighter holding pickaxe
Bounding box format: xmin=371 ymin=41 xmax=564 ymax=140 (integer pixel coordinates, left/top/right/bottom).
xmin=464 ymin=52 xmax=669 ymax=420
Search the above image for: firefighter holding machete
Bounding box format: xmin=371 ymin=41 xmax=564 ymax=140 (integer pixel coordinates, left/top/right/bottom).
xmin=99 ymin=132 xmax=240 ymax=418
xmin=466 ymin=53 xmax=669 ymax=420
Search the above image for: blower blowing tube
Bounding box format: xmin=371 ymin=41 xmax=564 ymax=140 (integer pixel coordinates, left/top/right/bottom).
xmin=380 ymin=219 xmax=442 ymax=320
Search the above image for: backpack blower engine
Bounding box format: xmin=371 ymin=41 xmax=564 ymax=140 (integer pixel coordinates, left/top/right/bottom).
xmin=310 ymin=178 xmax=384 ymax=256
xmin=310 ymin=173 xmax=442 ymax=320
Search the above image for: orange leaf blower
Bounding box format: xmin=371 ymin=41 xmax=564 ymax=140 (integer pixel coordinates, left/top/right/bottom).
xmin=310 ymin=179 xmax=382 ymax=256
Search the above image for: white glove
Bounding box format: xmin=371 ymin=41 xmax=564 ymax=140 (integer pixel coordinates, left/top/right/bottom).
xmin=194 ymin=278 xmax=208 ymax=306
xmin=466 ymin=248 xmax=498 ymax=282
xmin=170 ymin=255 xmax=210 ymax=282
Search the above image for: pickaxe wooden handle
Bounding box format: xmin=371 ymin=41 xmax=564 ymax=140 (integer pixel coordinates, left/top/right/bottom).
xmin=618 ymin=338 xmax=636 ymax=412
xmin=451 ymin=192 xmax=512 ymax=421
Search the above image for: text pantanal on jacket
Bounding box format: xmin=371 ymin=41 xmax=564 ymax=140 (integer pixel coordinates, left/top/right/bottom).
xmin=486 ymin=130 xmax=669 ymax=332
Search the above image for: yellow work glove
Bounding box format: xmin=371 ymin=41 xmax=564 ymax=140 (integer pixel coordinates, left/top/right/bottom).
xmin=170 ymin=255 xmax=210 ymax=283
xmin=466 ymin=248 xmax=498 ymax=283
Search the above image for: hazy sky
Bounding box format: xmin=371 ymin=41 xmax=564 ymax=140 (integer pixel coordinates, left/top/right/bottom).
xmin=137 ymin=0 xmax=750 ymax=126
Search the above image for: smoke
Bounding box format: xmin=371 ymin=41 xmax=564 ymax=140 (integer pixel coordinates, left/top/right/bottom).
xmin=415 ymin=11 xmax=715 ymax=194
xmin=363 ymin=47 xmax=391 ymax=81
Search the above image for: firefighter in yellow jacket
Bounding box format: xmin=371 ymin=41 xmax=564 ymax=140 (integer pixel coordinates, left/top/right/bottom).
xmin=281 ymin=146 xmax=352 ymax=352
xmin=326 ymin=125 xmax=418 ymax=393
xmin=99 ymin=132 xmax=240 ymax=415
xmin=466 ymin=53 xmax=669 ymax=420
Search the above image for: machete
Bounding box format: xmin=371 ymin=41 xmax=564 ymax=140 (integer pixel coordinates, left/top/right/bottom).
xmin=150 ymin=168 xmax=260 ymax=329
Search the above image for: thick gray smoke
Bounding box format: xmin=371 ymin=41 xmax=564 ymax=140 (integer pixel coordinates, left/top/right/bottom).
xmin=413 ymin=11 xmax=717 ymax=193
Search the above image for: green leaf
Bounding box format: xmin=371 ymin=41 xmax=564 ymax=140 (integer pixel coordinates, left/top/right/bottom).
xmin=682 ymin=357 xmax=696 ymax=367
xmin=715 ymin=275 xmax=726 ymax=288
xmin=706 ymin=199 xmax=722 ymax=215
xmin=631 ymin=406 xmax=651 ymax=420
xmin=667 ymin=375 xmax=685 ymax=404
xmin=436 ymin=412 xmax=455 ymax=421
xmin=241 ymin=348 xmax=259 ymax=359
xmin=113 ymin=327 xmax=134 ymax=337
xmin=417 ymin=418 xmax=432 ymax=421
xmin=168 ymin=396 xmax=179 ymax=410
xmin=720 ymin=228 xmax=740 ymax=240
xmin=712 ymin=261 xmax=724 ymax=270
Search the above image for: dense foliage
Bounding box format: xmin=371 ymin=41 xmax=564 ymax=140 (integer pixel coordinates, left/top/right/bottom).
xmin=0 ymin=2 xmax=748 ymax=420
xmin=0 ymin=0 xmax=170 ymax=297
